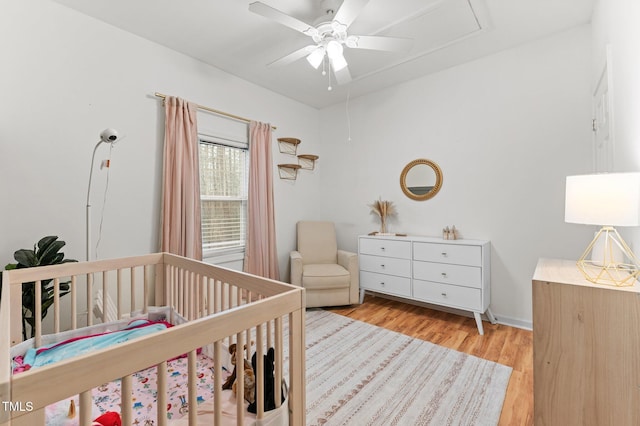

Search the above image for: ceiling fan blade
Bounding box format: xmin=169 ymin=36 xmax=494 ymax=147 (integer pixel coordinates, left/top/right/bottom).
xmin=333 ymin=65 xmax=352 ymax=85
xmin=267 ymin=45 xmax=317 ymax=68
xmin=249 ymin=2 xmax=316 ymax=36
xmin=347 ymin=35 xmax=413 ymax=52
xmin=333 ymin=0 xmax=370 ymax=28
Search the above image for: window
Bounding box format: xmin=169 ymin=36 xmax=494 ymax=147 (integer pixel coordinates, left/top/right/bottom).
xmin=199 ymin=135 xmax=248 ymax=257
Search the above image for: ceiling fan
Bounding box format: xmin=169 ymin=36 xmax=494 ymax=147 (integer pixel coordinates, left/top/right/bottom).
xmin=248 ymin=0 xmax=412 ymax=89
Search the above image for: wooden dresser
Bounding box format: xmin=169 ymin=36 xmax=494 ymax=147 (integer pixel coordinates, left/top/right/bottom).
xmin=358 ymin=234 xmax=494 ymax=334
xmin=532 ymin=258 xmax=640 ymax=425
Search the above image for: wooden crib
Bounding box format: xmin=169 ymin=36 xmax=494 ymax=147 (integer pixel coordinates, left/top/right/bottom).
xmin=0 ymin=253 xmax=306 ymax=426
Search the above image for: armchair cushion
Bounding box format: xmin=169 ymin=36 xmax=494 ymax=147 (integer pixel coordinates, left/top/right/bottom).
xmin=301 ymin=264 xmax=350 ymax=290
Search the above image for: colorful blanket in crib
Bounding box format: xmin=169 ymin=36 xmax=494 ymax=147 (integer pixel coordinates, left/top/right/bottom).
xmin=13 ymin=319 xmax=171 ymax=372
xmin=45 ymin=353 xmax=221 ymax=425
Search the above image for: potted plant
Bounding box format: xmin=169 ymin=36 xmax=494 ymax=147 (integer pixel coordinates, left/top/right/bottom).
xmin=2 ymin=236 xmax=77 ymax=340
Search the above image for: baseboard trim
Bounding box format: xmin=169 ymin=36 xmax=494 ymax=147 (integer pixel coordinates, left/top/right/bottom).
xmin=362 ymin=291 xmax=533 ymax=331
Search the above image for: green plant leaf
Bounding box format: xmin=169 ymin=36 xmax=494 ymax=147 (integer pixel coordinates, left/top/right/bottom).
xmin=38 ymin=240 xmax=66 ymax=265
xmin=37 ymin=236 xmax=59 ymax=252
xmin=14 ymin=249 xmax=37 ymax=267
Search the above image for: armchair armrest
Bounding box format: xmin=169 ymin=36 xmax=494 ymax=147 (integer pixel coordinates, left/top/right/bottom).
xmin=290 ymin=251 xmax=303 ymax=287
xmin=337 ymin=250 xmax=357 ymax=270
xmin=338 ymin=250 xmax=360 ymax=304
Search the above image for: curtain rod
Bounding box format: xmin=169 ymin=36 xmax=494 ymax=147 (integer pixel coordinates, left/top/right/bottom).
xmin=154 ymin=92 xmax=276 ymax=130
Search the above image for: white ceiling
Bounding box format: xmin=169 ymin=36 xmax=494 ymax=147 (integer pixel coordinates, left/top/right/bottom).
xmin=53 ymin=0 xmax=594 ymax=109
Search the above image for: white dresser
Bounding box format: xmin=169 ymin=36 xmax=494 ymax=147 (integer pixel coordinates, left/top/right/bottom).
xmin=358 ymin=234 xmax=495 ymax=334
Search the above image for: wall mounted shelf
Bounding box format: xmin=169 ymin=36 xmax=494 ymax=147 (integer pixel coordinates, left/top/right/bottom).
xmin=297 ymin=154 xmax=319 ymax=170
xmin=277 ymin=138 xmax=301 ymax=155
xmin=278 ymin=163 xmax=301 ymax=180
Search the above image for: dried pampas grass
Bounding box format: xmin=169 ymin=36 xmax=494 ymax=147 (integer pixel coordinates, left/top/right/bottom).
xmin=369 ymin=199 xmax=396 ymax=218
xmin=369 ymin=198 xmax=396 ymax=233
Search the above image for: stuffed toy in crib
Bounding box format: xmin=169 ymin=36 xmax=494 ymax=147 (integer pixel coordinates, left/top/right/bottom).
xmin=248 ymin=347 xmax=283 ymax=414
xmin=222 ymin=343 xmax=255 ymax=403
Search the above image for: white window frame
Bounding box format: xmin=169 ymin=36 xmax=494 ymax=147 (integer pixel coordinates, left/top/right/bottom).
xmin=198 ymin=133 xmax=249 ymax=260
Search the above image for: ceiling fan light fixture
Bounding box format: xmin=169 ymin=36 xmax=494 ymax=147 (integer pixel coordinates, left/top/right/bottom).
xmin=326 ymin=40 xmax=343 ymax=58
xmin=331 ymin=20 xmax=347 ymax=34
xmin=306 ymin=47 xmax=326 ymax=69
xmin=326 ymin=40 xmax=347 ymax=71
xmin=345 ymin=35 xmax=359 ymax=48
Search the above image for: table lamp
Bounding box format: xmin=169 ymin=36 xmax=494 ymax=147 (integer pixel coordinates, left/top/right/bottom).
xmin=565 ymin=172 xmax=640 ymax=286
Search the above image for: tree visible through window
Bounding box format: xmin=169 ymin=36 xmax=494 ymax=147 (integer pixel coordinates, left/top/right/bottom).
xmin=199 ymin=139 xmax=248 ymax=255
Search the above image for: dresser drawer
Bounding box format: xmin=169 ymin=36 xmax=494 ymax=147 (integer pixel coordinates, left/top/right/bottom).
xmin=359 ymin=237 xmax=411 ymax=259
xmin=413 ymin=242 xmax=481 ymax=266
xmin=359 ymin=254 xmax=411 ymax=277
xmin=413 ymin=280 xmax=482 ymax=311
xmin=413 ymin=261 xmax=482 ymax=288
xmin=360 ymin=271 xmax=411 ymax=297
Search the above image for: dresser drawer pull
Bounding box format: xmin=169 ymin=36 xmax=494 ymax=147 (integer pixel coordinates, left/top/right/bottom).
xmin=441 ymin=272 xmax=448 ymax=278
xmin=380 ymin=247 xmax=386 ymax=251
xmin=380 ymin=282 xmax=385 ymax=286
xmin=441 ymin=252 xmax=448 ymax=257
xmin=380 ymin=264 xmax=385 ymax=268
xmin=441 ymin=292 xmax=447 ymax=297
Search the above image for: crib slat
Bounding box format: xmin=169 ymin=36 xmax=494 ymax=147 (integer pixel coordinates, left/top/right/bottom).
xmin=275 ymin=316 xmax=283 ymax=409
xmin=102 ymin=270 xmax=108 ymax=323
xmin=194 ymin=272 xmax=200 ymax=319
xmin=144 ymin=264 xmax=150 ymax=314
xmin=206 ymin=277 xmax=212 ymax=316
xmin=289 ymin=309 xmax=306 ymax=426
xmin=80 ymin=390 xmax=92 ymax=425
xmin=236 ymin=331 xmax=245 ymax=426
xmin=188 ymin=350 xmax=197 ymax=424
xmin=117 ymin=268 xmax=122 ymax=320
xmin=53 ymin=278 xmax=60 ymax=333
xmin=215 ymin=280 xmax=221 ymax=314
xmin=213 ymin=340 xmax=222 ymax=425
xmin=267 ymin=319 xmax=273 ymax=349
xmin=157 ymin=361 xmax=168 ymax=426
xmin=164 ymin=264 xmax=172 ymax=323
xmin=256 ymin=324 xmax=265 ymax=419
xmin=121 ymin=374 xmax=132 ymax=425
xmin=130 ymin=267 xmax=136 ymax=314
xmin=178 ymin=268 xmax=184 ymax=317
xmin=199 ymin=274 xmax=205 ymax=319
xmin=71 ymin=275 xmax=77 ymax=329
xmin=34 ymin=280 xmax=42 ymax=346
xmin=87 ymin=272 xmax=93 ymax=326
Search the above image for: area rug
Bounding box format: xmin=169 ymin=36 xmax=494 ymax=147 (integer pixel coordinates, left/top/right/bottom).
xmin=289 ymin=309 xmax=512 ymax=426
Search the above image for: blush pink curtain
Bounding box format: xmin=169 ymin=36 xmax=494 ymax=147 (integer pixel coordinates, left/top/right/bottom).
xmin=244 ymin=121 xmax=280 ymax=280
xmin=160 ymin=96 xmax=203 ymax=260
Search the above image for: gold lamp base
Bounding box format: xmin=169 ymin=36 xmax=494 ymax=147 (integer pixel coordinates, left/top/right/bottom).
xmin=577 ymin=226 xmax=640 ymax=286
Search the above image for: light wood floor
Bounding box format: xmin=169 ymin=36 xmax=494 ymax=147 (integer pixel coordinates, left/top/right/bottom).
xmin=327 ymin=295 xmax=533 ymax=426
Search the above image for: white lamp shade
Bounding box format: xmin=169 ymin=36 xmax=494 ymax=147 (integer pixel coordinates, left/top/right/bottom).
xmin=565 ymin=172 xmax=640 ymax=226
xmin=306 ymin=47 xmax=325 ymax=69
xmin=327 ymin=41 xmax=347 ymax=71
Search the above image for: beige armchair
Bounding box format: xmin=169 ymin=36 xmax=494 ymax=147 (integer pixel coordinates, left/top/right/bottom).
xmin=290 ymin=221 xmax=359 ymax=308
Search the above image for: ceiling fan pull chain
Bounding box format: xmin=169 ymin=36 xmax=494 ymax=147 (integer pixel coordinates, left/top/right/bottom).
xmin=328 ymin=66 xmax=333 ymax=91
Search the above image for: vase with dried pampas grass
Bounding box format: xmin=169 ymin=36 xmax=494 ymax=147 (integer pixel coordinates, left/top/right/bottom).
xmin=369 ymin=198 xmax=397 ymax=234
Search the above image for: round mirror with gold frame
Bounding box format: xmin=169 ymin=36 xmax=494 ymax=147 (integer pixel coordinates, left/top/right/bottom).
xmin=400 ymin=159 xmax=443 ymax=201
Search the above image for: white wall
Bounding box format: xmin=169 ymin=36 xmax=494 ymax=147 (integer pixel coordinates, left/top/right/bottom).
xmin=0 ymin=0 xmax=321 ymax=280
xmin=319 ymin=26 xmax=594 ymax=327
xmin=1 ymin=0 xmax=610 ymax=330
xmin=591 ymin=0 xmax=640 ymax=248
